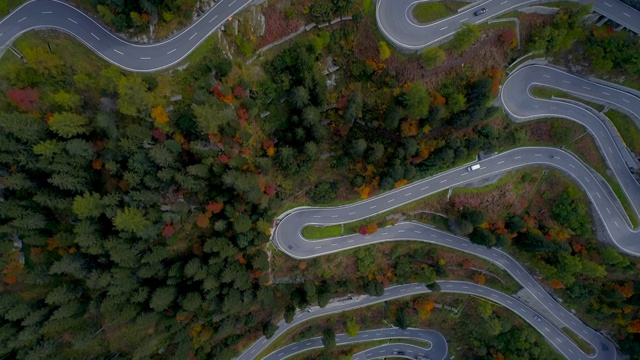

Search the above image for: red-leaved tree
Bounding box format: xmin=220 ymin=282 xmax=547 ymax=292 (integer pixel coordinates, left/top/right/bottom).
xmin=7 ymin=88 xmax=40 ymax=111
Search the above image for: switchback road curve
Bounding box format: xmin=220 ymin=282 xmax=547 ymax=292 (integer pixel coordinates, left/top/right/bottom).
xmin=239 ymin=281 xmax=614 ymax=360
xmin=376 ymin=0 xmax=640 ymax=51
xmin=502 ymin=64 xmax=640 ymax=253
xmin=269 ymin=64 xmax=640 ymax=358
xmin=0 ymin=0 xmax=252 ymax=72
xmin=262 ymin=328 xmax=445 ymax=360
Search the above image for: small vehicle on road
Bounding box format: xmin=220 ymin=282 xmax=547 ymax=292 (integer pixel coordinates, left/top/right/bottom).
xmin=474 ymin=8 xmax=487 ymax=16
xmin=533 ymin=315 xmax=542 ymax=322
xmin=392 ymin=351 xmax=405 ymax=355
xmin=467 ymin=164 xmax=481 ymax=171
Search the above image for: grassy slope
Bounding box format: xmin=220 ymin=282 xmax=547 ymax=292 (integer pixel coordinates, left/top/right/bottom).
xmin=606 ymin=109 xmax=640 ymax=154
xmin=412 ymin=1 xmax=467 ymax=23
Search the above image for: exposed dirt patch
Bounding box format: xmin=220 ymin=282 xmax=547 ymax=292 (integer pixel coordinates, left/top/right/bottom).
xmin=258 ymin=3 xmax=305 ymax=47
xmin=385 ymin=29 xmax=511 ymax=88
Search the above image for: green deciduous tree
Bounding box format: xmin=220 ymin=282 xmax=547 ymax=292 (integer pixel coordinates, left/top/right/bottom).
xmin=346 ymin=317 xmax=359 ymax=337
xmin=117 ymin=75 xmax=152 ymax=116
xmin=113 ymin=207 xmax=151 ymax=234
xmin=378 ymin=41 xmax=391 ymax=61
xmin=284 ymin=304 xmax=296 ymax=323
xmin=448 ymin=23 xmax=479 ymax=53
xmin=47 ymin=112 xmax=90 ymax=138
xmin=51 ymin=90 xmax=82 ymax=110
xmin=322 ymin=327 xmax=336 ymax=350
xmin=262 ymin=321 xmax=279 ymax=339
xmin=469 ymin=227 xmax=497 ymax=248
xmin=421 ymin=47 xmax=446 ymax=69
xmin=402 ymin=83 xmax=430 ymax=119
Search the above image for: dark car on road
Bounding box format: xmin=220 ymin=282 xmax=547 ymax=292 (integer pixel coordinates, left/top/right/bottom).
xmin=474 ymin=8 xmax=487 ymax=16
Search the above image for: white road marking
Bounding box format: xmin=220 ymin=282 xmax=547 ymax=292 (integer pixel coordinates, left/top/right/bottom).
xmin=609 ymin=146 xmax=613 ymax=153
xmin=421 ymin=186 xmax=429 ymax=190
xmin=414 ymin=230 xmax=422 ymax=234
xmin=387 ymin=199 xmax=395 ymax=203
xmin=459 ymin=17 xmax=469 ymax=22
xmin=497 ymin=161 xmax=504 ymax=164
xmin=348 ymin=239 xmax=354 ymax=243
xmin=348 ymin=212 xmax=356 ymax=215
xmin=582 ymin=86 xmax=590 ymax=90
xmin=0 ymin=33 xmax=3 ymax=38
xmin=584 ymin=176 xmax=590 ymax=183
xmin=606 ymin=207 xmax=611 ymax=214
xmin=398 ymin=230 xmax=405 ymax=233
xmin=440 ymin=26 xmax=448 ymax=31
xmin=189 ymin=32 xmax=198 ymax=40
xmin=113 ymin=49 xmax=124 ymax=54
xmin=167 ymin=49 xmax=177 ymax=54
xmin=382 ymin=232 xmax=388 ymax=236
xmin=446 ymin=238 xmax=452 ymax=242
xmin=514 ymin=156 xmax=521 ymax=159
xmin=404 ymin=192 xmax=412 ymax=196
xmin=602 ymin=91 xmax=610 ymax=95
xmin=68 ymin=17 xmax=77 ymax=24
xmin=370 ymin=205 xmax=376 ymax=209
xmin=431 ymin=234 xmax=437 ymax=238
xmin=140 ymin=57 xmax=151 ymax=60
xmin=331 ymin=243 xmax=338 ymax=246
xmin=315 ymin=246 xmax=321 ymax=249
xmin=543 ymin=74 xmax=550 ymax=78
xmin=42 ymin=11 xmax=53 ymax=14
xmin=91 ymin=33 xmax=100 ymax=40
xmin=604 ymin=2 xmax=612 ymax=6
xmin=596 ymin=192 xmax=601 ymax=199
xmin=545 ymin=326 xmax=550 ymax=331
xmin=313 ymin=216 xmax=321 ymax=218
xmin=569 ymin=163 xmax=575 ymax=168
xmin=622 ymin=98 xmax=630 ymax=103
xmin=500 ymin=0 xmax=507 ymax=4
xmin=624 ymin=12 xmax=631 ymax=17
xmin=228 ymin=0 xmax=238 ymax=7
xmin=209 ymin=15 xmax=218 ymax=23
xmin=18 ymin=17 xmax=27 ymax=23
xmin=563 ymin=80 xmax=571 ymax=84
xmin=615 ymin=221 xmax=619 ymax=228
xmin=440 ymin=179 xmax=447 ymax=183
xmin=331 ymin=215 xmax=338 ymax=218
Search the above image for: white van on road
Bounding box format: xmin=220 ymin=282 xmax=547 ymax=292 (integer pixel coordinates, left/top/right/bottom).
xmin=467 ymin=164 xmax=481 ymax=171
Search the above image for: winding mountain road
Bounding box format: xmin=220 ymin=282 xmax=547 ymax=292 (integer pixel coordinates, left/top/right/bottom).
xmin=241 ymin=280 xmax=615 ymax=360
xmin=2 ymin=1 xmax=639 ymax=359
xmin=261 ymin=327 xmax=446 ymax=360
xmin=265 ymin=64 xmax=640 ymax=358
xmin=0 ymin=0 xmax=252 ymax=72
xmin=376 ymin=0 xmax=640 ymax=51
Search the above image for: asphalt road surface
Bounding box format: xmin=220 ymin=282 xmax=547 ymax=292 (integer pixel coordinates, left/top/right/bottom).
xmin=239 ymin=280 xmax=616 ymax=360
xmin=0 ymin=0 xmax=252 ymax=71
xmin=376 ymin=0 xmax=640 ymax=51
xmin=1 ymin=1 xmax=637 ymax=359
xmin=269 ymin=62 xmax=640 ymax=358
xmin=1 ymin=0 xmax=639 ymax=70
xmin=261 ymin=328 xmax=446 ymax=360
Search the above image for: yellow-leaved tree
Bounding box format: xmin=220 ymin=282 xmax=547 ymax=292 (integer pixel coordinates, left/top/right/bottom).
xmin=151 ymin=106 xmax=169 ymax=124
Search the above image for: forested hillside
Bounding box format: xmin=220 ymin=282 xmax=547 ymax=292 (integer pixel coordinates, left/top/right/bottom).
xmin=0 ymin=32 xmax=297 ymax=357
